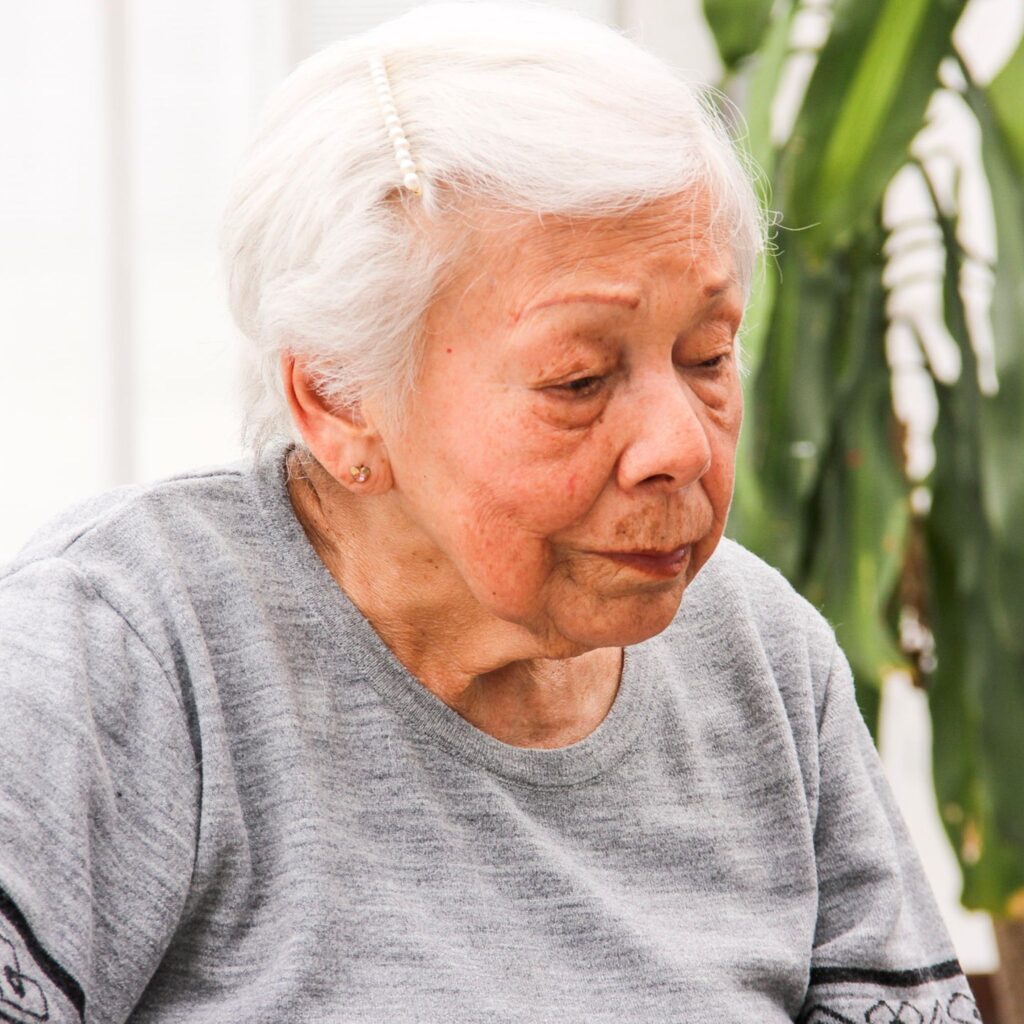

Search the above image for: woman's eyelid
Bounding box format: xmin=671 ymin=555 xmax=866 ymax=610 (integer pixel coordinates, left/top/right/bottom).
xmin=531 ymin=318 xmax=737 ymax=390
xmin=694 ymin=354 xmax=721 ymax=368
xmin=535 ymin=348 xmax=619 ymax=392
xmin=552 ymin=373 xmax=608 ymax=397
xmin=675 ymin=324 xmax=738 ymax=367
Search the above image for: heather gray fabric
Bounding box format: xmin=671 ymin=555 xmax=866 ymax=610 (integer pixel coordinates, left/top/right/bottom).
xmin=0 ymin=440 xmax=980 ymax=1023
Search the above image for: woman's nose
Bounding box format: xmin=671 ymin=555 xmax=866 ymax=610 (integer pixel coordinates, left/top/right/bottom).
xmin=615 ymin=373 xmax=712 ymax=493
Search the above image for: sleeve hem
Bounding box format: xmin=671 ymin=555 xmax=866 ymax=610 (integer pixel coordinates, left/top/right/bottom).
xmin=0 ymin=884 xmax=86 ymax=1022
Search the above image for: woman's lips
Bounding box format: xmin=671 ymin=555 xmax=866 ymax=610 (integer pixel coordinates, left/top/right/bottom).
xmin=599 ymin=545 xmax=692 ymax=579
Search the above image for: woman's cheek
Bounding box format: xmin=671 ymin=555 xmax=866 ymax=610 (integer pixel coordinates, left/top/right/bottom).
xmin=691 ymin=381 xmax=742 ymax=452
xmin=449 ymin=495 xmax=558 ymax=618
xmin=488 ymin=416 xmax=612 ymax=520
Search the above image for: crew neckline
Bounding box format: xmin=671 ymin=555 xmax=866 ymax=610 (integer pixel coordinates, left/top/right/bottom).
xmin=249 ymin=438 xmax=659 ymax=788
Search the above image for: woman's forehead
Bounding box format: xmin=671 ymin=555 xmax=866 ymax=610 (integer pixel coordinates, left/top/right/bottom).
xmin=431 ymin=191 xmax=738 ymax=323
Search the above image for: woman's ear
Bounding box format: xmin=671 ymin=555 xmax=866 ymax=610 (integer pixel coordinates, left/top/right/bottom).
xmin=279 ymin=351 xmax=394 ymax=494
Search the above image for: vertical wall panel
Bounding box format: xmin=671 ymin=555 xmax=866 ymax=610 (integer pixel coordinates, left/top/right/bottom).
xmin=0 ymin=2 xmax=108 ymax=560
xmin=130 ymin=0 xmax=248 ymax=482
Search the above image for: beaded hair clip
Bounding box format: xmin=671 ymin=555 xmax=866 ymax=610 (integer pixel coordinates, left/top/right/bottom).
xmin=368 ymin=55 xmax=422 ymax=196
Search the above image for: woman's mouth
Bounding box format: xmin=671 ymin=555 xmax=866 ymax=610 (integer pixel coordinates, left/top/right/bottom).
xmin=599 ymin=545 xmax=692 ymax=579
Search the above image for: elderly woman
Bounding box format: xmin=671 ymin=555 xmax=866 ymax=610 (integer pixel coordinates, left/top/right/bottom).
xmin=0 ymin=4 xmax=980 ymax=1023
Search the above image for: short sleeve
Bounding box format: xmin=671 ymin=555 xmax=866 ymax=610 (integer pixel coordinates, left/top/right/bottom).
xmin=0 ymin=558 xmax=198 ymax=1024
xmin=800 ymin=644 xmax=983 ymax=1023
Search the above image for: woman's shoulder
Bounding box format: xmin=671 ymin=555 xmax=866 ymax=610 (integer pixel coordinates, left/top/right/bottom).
xmin=4 ymin=455 xmax=255 ymax=592
xmin=685 ymin=537 xmax=836 ymax=647
xmin=1 ymin=454 xmax=270 ymax=690
xmin=672 ymin=536 xmax=842 ymax=728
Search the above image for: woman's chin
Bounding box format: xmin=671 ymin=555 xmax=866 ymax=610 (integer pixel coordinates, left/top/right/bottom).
xmin=547 ymin=587 xmax=687 ymax=652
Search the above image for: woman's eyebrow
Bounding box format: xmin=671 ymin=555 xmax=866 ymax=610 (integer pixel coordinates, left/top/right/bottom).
xmin=514 ymin=276 xmax=738 ymax=321
xmin=513 ymin=290 xmax=642 ymax=322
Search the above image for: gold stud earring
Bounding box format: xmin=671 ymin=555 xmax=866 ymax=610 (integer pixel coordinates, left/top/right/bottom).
xmin=349 ymin=464 xmax=371 ymax=484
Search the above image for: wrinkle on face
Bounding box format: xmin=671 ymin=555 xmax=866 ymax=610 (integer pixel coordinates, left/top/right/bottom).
xmin=492 ymin=197 xmax=736 ymax=323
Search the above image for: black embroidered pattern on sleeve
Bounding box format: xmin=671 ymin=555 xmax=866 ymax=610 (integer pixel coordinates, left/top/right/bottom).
xmin=800 ymin=959 xmax=981 ymax=1024
xmin=801 ymin=992 xmax=980 ymax=1023
xmin=0 ymin=886 xmax=84 ymax=1023
xmin=809 ymin=961 xmax=963 ymax=988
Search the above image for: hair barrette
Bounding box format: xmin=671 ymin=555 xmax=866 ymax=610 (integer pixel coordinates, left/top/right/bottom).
xmin=368 ymin=55 xmax=422 ymax=195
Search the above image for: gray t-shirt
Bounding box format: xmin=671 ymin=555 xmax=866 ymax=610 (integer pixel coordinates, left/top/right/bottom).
xmin=0 ymin=440 xmax=980 ymax=1023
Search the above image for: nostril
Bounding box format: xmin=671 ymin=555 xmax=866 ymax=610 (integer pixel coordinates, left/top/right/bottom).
xmin=640 ymin=472 xmax=677 ymax=487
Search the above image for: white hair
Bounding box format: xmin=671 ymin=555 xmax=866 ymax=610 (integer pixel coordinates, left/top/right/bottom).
xmin=221 ymin=0 xmax=768 ymax=454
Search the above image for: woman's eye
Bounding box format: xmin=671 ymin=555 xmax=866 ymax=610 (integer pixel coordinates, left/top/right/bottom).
xmin=694 ymin=352 xmax=730 ymax=371
xmin=554 ymin=375 xmax=605 ymax=397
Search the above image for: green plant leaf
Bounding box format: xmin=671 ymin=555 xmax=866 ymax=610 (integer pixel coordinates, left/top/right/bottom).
xmin=740 ymin=0 xmax=797 ymax=177
xmin=702 ymin=0 xmax=777 ymax=71
xmin=926 ymin=371 xmax=1024 ymax=913
xmin=730 ymin=237 xmax=840 ymax=577
xmin=985 ymin=35 xmax=1024 ymax=177
xmin=964 ymin=82 xmax=1024 ymax=638
xmin=759 ymin=240 xmax=850 ymax=492
xmin=737 ymin=251 xmax=777 ymax=383
xmin=798 ymin=240 xmax=908 ymax=726
xmin=924 ymin=199 xmax=1024 ymax=915
xmin=786 ymin=0 xmax=966 ymax=257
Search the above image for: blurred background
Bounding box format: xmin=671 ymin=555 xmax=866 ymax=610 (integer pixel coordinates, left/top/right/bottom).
xmin=2 ymin=0 xmax=1021 ymax=1015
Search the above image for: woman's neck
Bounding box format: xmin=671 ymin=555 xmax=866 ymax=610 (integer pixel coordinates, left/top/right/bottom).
xmin=284 ymin=452 xmax=621 ymax=747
